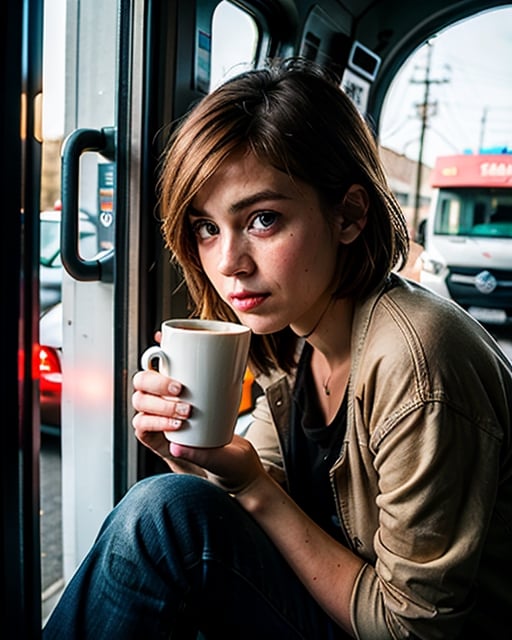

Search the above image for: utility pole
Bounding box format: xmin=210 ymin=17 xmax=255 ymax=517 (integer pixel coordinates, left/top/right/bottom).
xmin=479 ymin=106 xmax=488 ymax=152
xmin=410 ymin=42 xmax=449 ymax=237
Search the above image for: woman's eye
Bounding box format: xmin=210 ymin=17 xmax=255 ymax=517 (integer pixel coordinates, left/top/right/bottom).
xmin=252 ymin=211 xmax=278 ymax=231
xmin=192 ymin=220 xmax=219 ymax=239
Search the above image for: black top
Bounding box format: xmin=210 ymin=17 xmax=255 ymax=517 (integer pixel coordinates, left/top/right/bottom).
xmin=287 ymin=342 xmax=348 ymax=544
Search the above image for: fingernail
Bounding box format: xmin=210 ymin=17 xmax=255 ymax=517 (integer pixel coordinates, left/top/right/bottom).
xmin=176 ymin=403 xmax=189 ymax=417
xmin=168 ymin=382 xmax=181 ymax=395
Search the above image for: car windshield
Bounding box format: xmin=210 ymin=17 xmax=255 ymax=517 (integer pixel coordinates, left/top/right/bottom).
xmin=434 ymin=188 xmax=512 ymax=239
xmin=40 ymin=211 xmax=99 ymax=267
xmin=40 ymin=219 xmax=61 ymax=266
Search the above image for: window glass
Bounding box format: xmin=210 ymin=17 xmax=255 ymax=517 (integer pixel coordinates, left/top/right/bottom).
xmin=211 ymin=1 xmax=258 ymax=90
xmin=436 ymin=190 xmax=512 ymax=238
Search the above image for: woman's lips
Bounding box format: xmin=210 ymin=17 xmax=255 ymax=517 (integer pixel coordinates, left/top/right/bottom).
xmin=229 ymin=292 xmax=269 ymax=312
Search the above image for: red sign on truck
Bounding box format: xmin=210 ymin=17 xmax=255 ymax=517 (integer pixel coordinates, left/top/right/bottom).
xmin=430 ymin=154 xmax=512 ymax=188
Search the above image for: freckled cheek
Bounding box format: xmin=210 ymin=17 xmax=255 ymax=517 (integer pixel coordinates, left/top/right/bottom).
xmin=197 ymin=250 xmax=221 ymax=287
xmin=274 ymin=232 xmax=312 ymax=265
xmin=265 ymin=245 xmax=304 ymax=276
xmin=288 ymin=244 xmax=318 ymax=274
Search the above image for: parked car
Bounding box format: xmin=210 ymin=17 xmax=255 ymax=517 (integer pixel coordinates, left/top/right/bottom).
xmin=40 ymin=208 xmax=98 ymax=311
xmin=39 ymin=302 xmax=63 ymax=433
xmin=39 ymin=206 xmax=98 ymax=431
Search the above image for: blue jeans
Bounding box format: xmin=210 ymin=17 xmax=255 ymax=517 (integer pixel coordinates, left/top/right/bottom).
xmin=43 ymin=474 xmax=348 ymax=639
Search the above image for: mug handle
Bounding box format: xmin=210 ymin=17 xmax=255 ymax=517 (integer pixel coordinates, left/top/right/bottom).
xmin=140 ymin=346 xmax=170 ymax=372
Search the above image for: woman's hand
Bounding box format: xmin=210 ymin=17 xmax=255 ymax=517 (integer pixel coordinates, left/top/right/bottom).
xmin=131 ymin=368 xmax=266 ymax=493
xmin=169 ymin=435 xmax=267 ymax=495
xmin=132 ymin=368 xmax=193 ymax=462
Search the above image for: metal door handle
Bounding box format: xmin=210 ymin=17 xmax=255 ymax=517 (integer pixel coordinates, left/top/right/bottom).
xmin=61 ymin=127 xmax=115 ymax=282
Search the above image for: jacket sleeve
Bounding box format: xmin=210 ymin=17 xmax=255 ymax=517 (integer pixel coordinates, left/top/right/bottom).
xmin=350 ymin=400 xmax=503 ymax=640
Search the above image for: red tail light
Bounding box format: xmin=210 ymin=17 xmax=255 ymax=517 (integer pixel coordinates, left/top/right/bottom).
xmin=39 ymin=346 xmax=62 ymax=394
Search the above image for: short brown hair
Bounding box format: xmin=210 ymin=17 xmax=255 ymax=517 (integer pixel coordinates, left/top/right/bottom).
xmin=158 ymin=57 xmax=409 ymax=375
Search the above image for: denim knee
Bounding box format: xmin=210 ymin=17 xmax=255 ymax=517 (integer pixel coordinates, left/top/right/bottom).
xmin=103 ymin=474 xmax=231 ymax=557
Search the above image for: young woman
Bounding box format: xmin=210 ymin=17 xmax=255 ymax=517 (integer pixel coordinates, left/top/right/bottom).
xmin=43 ymin=58 xmax=512 ymax=639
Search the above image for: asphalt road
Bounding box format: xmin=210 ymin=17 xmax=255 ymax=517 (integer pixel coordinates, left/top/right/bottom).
xmin=40 ymin=432 xmax=63 ymax=597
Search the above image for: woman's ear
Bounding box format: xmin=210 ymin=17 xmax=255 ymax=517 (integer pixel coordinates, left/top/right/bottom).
xmin=337 ymin=184 xmax=369 ymax=245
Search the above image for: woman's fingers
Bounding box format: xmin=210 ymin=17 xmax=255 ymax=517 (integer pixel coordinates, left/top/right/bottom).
xmin=132 ymin=369 xmax=189 ymax=418
xmin=132 ymin=410 xmax=185 ymax=432
xmin=131 ymin=368 xmax=191 ymax=443
xmin=132 ymin=369 xmax=182 ymax=396
xmin=132 ymin=388 xmax=190 ymax=420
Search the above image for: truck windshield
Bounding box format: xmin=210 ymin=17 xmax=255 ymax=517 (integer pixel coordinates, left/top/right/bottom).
xmin=434 ymin=188 xmax=512 ymax=239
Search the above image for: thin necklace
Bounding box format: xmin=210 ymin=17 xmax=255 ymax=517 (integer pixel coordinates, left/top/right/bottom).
xmin=322 ymin=375 xmax=331 ymax=396
xmin=300 ymin=298 xmax=332 ymax=339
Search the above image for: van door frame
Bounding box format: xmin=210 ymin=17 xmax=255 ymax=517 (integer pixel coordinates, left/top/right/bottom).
xmin=1 ymin=0 xmax=43 ymax=633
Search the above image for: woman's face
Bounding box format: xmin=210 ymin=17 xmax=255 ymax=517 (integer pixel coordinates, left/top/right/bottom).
xmin=189 ymin=151 xmax=343 ymax=336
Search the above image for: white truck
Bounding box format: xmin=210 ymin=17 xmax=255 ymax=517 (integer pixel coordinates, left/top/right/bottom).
xmin=420 ymin=153 xmax=512 ymax=326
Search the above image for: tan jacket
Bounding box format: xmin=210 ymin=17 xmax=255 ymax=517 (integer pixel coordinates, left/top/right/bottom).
xmin=246 ymin=275 xmax=512 ymax=639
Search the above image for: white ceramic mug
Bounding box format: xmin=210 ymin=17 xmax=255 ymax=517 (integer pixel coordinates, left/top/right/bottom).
xmin=140 ymin=319 xmax=251 ymax=447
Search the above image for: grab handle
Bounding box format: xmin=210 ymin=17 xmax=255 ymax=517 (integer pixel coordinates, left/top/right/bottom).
xmin=61 ymin=127 xmax=115 ymax=282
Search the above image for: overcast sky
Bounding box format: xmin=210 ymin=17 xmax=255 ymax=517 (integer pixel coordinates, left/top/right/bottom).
xmin=379 ymin=5 xmax=512 ymax=166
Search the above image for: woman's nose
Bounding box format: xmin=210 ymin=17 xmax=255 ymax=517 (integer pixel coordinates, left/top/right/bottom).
xmin=217 ymin=234 xmax=254 ymax=276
